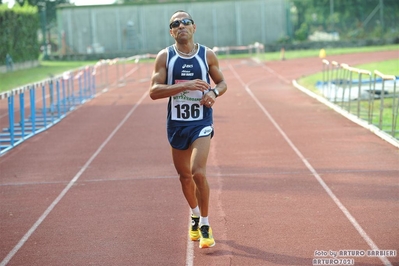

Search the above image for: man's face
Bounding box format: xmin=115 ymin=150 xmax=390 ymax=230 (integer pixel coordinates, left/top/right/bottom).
xmin=169 ymin=12 xmax=196 ymax=43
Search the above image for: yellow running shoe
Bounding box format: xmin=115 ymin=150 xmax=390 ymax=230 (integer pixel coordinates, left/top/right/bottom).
xmin=190 ymin=216 xmax=200 ymax=241
xmin=199 ymin=225 xmax=215 ymax=248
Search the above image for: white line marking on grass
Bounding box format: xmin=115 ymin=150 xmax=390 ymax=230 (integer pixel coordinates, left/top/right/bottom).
xmin=228 ymin=63 xmax=393 ymax=266
xmin=0 ymin=91 xmax=149 ymax=266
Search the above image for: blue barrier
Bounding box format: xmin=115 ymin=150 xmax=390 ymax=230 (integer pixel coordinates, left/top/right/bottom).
xmin=0 ymin=67 xmax=96 ymax=155
xmin=0 ymin=54 xmax=157 ymax=156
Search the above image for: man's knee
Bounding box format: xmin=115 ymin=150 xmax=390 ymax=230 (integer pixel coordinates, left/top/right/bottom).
xmin=192 ymin=170 xmax=206 ymax=185
xmin=179 ymin=173 xmax=193 ymax=184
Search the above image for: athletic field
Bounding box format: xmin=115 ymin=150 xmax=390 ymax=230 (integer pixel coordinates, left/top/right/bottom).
xmin=0 ymin=50 xmax=398 ymax=266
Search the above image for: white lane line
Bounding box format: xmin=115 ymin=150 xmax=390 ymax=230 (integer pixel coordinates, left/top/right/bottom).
xmin=185 ymin=215 xmax=195 ymax=266
xmin=0 ymin=91 xmax=149 ymax=266
xmin=228 ymin=63 xmax=393 ymax=266
xmin=185 ymin=115 xmax=230 ymax=266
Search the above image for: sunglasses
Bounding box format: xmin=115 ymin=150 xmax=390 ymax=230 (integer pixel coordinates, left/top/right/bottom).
xmin=169 ymin=18 xmax=194 ymax=29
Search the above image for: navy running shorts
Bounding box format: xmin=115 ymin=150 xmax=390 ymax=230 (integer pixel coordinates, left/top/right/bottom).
xmin=167 ymin=124 xmax=214 ymax=150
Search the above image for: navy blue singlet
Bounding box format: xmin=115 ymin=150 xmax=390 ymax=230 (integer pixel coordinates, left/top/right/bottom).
xmin=166 ymin=44 xmax=213 ymax=128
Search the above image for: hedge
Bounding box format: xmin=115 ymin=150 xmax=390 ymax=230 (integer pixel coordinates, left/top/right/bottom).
xmin=0 ymin=4 xmax=40 ymax=65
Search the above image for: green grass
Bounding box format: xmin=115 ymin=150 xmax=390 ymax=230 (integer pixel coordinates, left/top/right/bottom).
xmin=0 ymin=61 xmax=96 ymax=93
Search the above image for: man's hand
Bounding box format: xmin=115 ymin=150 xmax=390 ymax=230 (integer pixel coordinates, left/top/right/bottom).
xmin=200 ymin=90 xmax=216 ymax=108
xmin=185 ymin=79 xmax=210 ymax=92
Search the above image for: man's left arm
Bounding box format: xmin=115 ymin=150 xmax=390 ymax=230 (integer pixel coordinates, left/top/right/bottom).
xmin=207 ymin=48 xmax=227 ymax=98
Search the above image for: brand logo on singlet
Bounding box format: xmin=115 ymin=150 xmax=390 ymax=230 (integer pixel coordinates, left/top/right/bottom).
xmin=182 ymin=64 xmax=194 ymax=69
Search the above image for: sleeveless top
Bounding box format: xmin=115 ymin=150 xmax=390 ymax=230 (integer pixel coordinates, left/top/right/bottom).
xmin=166 ymin=44 xmax=213 ymax=128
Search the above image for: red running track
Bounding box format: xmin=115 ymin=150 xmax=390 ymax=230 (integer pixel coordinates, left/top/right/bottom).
xmin=0 ymin=50 xmax=398 ymax=266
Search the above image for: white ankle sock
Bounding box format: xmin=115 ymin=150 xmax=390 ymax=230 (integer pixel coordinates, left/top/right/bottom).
xmin=200 ymin=216 xmax=209 ymax=226
xmin=191 ymin=206 xmax=200 ymax=217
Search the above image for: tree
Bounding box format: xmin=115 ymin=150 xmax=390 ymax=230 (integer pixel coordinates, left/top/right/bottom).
xmin=16 ymin=0 xmax=69 ymax=25
xmin=291 ymin=0 xmax=399 ymax=40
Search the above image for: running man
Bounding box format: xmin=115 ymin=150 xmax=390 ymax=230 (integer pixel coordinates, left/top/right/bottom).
xmin=149 ymin=10 xmax=227 ymax=248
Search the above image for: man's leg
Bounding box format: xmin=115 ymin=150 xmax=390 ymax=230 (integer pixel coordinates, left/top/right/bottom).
xmin=172 ymin=135 xmax=214 ymax=248
xmin=190 ymin=136 xmax=215 ymax=248
xmin=190 ymin=136 xmax=211 ymax=218
xmin=171 ymin=135 xmax=211 ymax=212
xmin=172 ymin=144 xmax=202 ymax=241
xmin=172 ymin=147 xmax=198 ymax=209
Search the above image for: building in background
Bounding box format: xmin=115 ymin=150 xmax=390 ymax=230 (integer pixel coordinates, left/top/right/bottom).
xmin=56 ymin=0 xmax=288 ymax=58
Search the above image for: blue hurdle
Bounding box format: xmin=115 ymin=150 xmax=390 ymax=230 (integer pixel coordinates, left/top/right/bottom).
xmin=0 ymin=66 xmax=96 ymax=155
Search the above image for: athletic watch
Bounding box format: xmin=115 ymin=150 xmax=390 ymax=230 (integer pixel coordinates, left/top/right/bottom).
xmin=210 ymin=88 xmax=219 ymax=98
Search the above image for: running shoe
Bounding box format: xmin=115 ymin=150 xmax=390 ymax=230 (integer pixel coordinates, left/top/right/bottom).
xmin=190 ymin=216 xmax=200 ymax=241
xmin=199 ymin=225 xmax=215 ymax=248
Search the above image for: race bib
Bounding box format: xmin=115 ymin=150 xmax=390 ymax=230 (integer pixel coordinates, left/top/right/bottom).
xmin=171 ymin=80 xmax=204 ymax=121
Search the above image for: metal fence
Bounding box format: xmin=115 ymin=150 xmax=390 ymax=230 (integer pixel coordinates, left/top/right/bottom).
xmin=320 ymin=59 xmax=398 ymax=139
